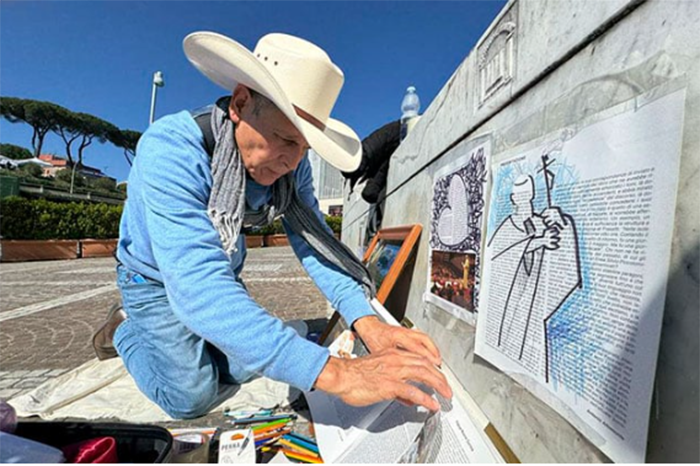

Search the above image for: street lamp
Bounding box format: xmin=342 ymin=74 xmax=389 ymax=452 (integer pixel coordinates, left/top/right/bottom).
xmin=149 ymin=71 xmax=165 ymax=125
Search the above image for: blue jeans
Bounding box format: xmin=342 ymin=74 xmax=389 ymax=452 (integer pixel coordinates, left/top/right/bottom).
xmin=113 ymin=264 xmax=257 ymax=419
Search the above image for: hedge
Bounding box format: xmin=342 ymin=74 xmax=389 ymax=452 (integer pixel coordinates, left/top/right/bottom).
xmin=250 ymin=215 xmax=342 ymax=236
xmin=1 ymin=197 xmax=123 ymax=240
xmin=325 ymin=215 xmax=342 ymax=234
xmin=0 ymin=196 xmax=341 ymax=241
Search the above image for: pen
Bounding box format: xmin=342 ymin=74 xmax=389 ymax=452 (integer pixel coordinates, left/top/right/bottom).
xmin=237 ymin=433 xmax=250 ymax=456
xmin=225 ymin=409 xmax=273 ymax=418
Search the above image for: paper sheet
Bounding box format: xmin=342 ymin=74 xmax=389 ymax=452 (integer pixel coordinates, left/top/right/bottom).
xmin=425 ymin=141 xmax=490 ymax=326
xmin=475 ymin=89 xmax=685 ymax=463
xmin=309 ymin=300 xmax=501 ymax=463
xmin=11 ymin=357 xmax=300 ymax=422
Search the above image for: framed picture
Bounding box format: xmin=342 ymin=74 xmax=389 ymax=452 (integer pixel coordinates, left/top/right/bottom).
xmin=363 ymin=224 xmax=422 ymax=304
xmin=318 ymin=224 xmax=422 ymax=345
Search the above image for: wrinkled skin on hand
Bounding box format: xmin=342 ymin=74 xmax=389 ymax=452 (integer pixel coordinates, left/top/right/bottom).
xmin=315 ymin=316 xmax=452 ymax=412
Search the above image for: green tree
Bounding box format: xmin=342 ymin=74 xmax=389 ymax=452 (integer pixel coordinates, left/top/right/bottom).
xmin=93 ymin=176 xmax=116 ymax=191
xmin=108 ymin=128 xmax=141 ymax=166
xmin=325 ymin=215 xmax=342 ymax=234
xmin=55 ymin=167 xmax=86 ymax=187
xmin=0 ymin=143 xmax=32 ymax=160
xmin=0 ymin=97 xmax=63 ymax=156
xmin=54 ymin=107 xmax=82 ymax=167
xmin=54 ymin=110 xmax=118 ymax=169
xmin=18 ymin=163 xmax=44 ymax=178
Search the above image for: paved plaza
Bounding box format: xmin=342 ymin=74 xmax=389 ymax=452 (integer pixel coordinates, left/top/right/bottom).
xmin=0 ymin=246 xmax=330 ymax=401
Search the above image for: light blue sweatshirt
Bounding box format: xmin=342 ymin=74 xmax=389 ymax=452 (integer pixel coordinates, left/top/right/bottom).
xmin=117 ymin=111 xmax=374 ymax=391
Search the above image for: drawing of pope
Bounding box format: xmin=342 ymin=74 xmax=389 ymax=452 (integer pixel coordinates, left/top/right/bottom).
xmin=487 ymin=174 xmax=581 ymax=382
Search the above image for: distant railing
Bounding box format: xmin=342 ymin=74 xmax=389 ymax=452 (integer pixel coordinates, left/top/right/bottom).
xmin=17 ymin=181 xmax=125 ymax=205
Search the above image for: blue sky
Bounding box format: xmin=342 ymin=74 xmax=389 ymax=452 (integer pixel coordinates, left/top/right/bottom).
xmin=1 ymin=1 xmax=505 ymax=182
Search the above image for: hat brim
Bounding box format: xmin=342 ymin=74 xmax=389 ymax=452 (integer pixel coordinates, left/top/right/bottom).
xmin=184 ymin=32 xmax=361 ymax=172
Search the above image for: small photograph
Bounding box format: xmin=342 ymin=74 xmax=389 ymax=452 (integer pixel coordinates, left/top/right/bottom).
xmin=429 ymin=250 xmax=476 ymax=312
xmin=366 ymin=240 xmax=402 ymax=290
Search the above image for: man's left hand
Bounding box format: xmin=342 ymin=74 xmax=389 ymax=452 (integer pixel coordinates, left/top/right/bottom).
xmin=542 ymin=207 xmax=566 ymax=230
xmin=353 ymin=316 xmax=442 ymax=367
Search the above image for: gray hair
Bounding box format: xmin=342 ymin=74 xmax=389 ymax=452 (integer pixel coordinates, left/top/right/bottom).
xmin=248 ymin=88 xmax=276 ymax=117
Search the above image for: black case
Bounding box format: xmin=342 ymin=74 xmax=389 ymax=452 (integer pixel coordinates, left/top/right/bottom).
xmin=15 ymin=422 xmax=173 ymax=463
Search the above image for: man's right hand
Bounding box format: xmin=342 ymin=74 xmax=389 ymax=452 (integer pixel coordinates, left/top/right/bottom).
xmin=314 ymin=348 xmax=452 ymax=412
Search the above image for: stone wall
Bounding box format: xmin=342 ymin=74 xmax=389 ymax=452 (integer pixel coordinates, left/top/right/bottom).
xmin=342 ymin=0 xmax=698 ymax=461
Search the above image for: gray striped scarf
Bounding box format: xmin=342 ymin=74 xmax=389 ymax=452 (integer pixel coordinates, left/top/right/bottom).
xmin=206 ymin=100 xmax=375 ymax=298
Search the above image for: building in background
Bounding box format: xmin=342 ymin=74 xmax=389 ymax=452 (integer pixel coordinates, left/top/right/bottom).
xmin=38 ymin=154 xmax=116 ymax=184
xmin=307 ymin=149 xmax=344 ymax=216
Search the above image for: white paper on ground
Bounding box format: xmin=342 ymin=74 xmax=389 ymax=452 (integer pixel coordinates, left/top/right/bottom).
xmin=10 ymin=357 xmax=300 ymax=422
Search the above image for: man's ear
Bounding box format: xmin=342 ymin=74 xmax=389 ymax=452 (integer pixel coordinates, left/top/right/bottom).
xmin=229 ymin=85 xmax=250 ymax=124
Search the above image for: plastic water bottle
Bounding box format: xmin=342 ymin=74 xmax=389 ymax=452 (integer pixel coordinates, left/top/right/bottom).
xmin=400 ymin=86 xmax=421 ymax=141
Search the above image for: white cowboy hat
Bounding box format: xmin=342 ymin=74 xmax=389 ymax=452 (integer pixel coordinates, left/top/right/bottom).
xmin=183 ymin=31 xmax=361 ymax=172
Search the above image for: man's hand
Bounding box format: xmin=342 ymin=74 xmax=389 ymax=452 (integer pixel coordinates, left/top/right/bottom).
xmin=314 ymin=349 xmax=452 ymax=412
xmin=530 ymin=227 xmax=561 ymax=251
xmin=542 ymin=207 xmax=565 ymax=230
xmin=353 ymin=316 xmax=442 ymax=367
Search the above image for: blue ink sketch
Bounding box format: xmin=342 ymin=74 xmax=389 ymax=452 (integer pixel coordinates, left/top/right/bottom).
xmin=487 ymin=146 xmax=594 ymax=391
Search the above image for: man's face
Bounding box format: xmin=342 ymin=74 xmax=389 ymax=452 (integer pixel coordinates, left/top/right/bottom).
xmin=229 ymin=86 xmax=309 ymax=186
xmin=510 ymin=176 xmax=534 ymax=211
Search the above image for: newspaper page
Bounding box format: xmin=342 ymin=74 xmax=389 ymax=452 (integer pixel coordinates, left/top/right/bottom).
xmin=308 ymin=391 xmax=500 ymax=463
xmin=308 ymin=301 xmax=501 ymax=463
xmin=425 ymin=142 xmax=489 ymax=326
xmin=475 ymin=89 xmax=685 ymax=463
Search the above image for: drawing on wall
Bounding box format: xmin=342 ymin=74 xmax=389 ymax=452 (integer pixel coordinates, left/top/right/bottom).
xmin=475 ymin=90 xmax=685 ymax=463
xmin=425 ymin=142 xmax=489 ymax=325
xmin=488 ymin=154 xmax=581 ymax=382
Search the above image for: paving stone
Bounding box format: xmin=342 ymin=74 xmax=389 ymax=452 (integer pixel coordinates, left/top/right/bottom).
xmin=0 ymin=249 xmax=332 ymax=427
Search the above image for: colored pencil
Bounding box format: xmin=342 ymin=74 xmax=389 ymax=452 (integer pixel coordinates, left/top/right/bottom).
xmin=233 ymin=414 xmax=297 ymax=425
xmin=280 ymin=448 xmax=323 ymax=463
xmin=255 ymin=434 xmax=289 ymax=447
xmin=255 ymin=428 xmax=291 ymax=442
xmin=252 ymin=424 xmax=290 ymax=437
xmin=287 ymin=432 xmax=317 ymax=446
xmin=278 ymin=439 xmax=319 ymax=457
xmin=255 ymin=437 xmax=280 ymax=448
xmin=282 ymin=435 xmax=319 ymax=453
xmin=251 ymin=418 xmax=290 ymax=432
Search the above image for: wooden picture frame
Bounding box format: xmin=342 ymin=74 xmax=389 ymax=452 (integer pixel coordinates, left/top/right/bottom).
xmin=318 ymin=224 xmax=422 ymax=345
xmin=363 ymin=224 xmax=423 ymax=304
